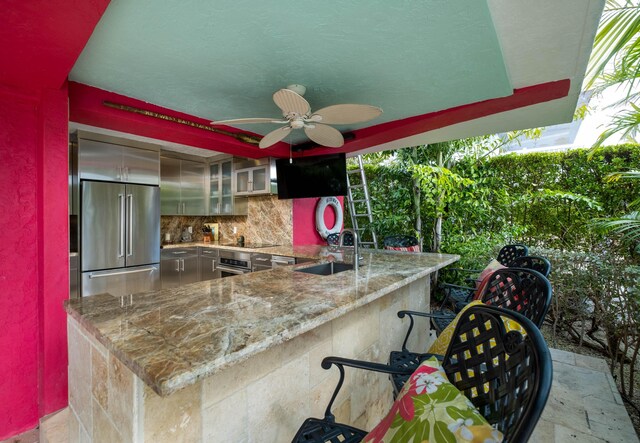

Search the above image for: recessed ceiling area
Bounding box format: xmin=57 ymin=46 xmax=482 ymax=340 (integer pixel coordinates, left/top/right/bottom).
xmin=70 ymin=0 xmax=511 ymax=144
xmin=68 ymin=0 xmax=604 ymax=156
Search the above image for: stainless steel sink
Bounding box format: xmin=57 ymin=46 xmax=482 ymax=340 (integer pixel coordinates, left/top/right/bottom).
xmin=295 ymin=262 xmax=354 ymax=276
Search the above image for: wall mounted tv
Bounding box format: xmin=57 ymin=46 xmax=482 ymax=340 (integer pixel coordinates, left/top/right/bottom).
xmin=276 ymin=153 xmax=347 ymax=199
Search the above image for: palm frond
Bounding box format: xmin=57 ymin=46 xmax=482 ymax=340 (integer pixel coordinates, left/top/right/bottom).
xmin=592 ymin=103 xmax=640 ymax=147
xmin=592 ymin=211 xmax=640 ymax=242
xmin=586 ymin=0 xmax=640 ymax=89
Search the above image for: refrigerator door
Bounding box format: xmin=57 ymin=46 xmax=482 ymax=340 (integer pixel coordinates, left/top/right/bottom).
xmin=81 ymin=181 xmax=126 ymax=272
xmin=82 ymin=265 xmax=160 ymax=297
xmin=125 ymin=184 xmax=160 ymax=267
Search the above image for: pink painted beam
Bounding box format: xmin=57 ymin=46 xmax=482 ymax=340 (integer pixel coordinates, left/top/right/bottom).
xmin=0 ymin=1 xmax=111 ymax=92
xmin=292 ymin=79 xmax=572 ymax=156
xmin=69 ymin=82 xmax=288 ymax=159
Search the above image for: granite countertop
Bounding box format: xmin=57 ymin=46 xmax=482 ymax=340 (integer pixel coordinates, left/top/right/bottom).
xmin=162 ymin=241 xmax=324 ymax=259
xmin=65 ymin=248 xmax=458 ymax=396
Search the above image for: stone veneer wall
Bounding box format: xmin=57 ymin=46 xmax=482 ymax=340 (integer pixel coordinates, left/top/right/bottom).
xmin=161 ymin=195 xmax=292 ymax=246
xmin=67 ymin=277 xmax=431 ymax=442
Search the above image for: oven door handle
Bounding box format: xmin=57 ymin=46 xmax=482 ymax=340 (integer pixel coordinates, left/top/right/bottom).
xmin=217 ymin=265 xmax=248 ymax=275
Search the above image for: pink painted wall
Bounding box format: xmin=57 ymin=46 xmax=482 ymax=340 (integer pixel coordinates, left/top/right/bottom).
xmin=0 ymin=84 xmax=69 ymax=440
xmin=0 ymin=0 xmax=108 ymax=438
xmin=0 ymin=89 xmax=41 ymax=438
xmin=292 ymin=197 xmax=344 ymax=245
xmin=38 ymin=86 xmax=71 ymax=418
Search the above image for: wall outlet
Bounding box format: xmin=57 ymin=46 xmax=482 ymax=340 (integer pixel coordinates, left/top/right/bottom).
xmin=188 ymin=226 xmax=192 ymax=234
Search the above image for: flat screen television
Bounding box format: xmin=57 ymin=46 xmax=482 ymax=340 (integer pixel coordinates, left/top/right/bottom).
xmin=276 ymin=153 xmax=347 ymax=199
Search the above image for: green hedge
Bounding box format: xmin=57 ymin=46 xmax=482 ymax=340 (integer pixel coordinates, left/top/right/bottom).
xmin=355 ymin=144 xmax=640 ymax=256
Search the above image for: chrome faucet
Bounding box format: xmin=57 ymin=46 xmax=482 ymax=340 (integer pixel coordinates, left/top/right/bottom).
xmin=338 ymin=228 xmax=360 ymax=267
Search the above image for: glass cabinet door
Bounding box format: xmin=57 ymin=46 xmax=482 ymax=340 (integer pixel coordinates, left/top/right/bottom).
xmin=221 ymin=160 xmax=233 ymax=214
xmin=210 ymin=163 xmax=221 ymax=214
xmin=251 ymin=166 xmax=268 ymax=193
xmin=235 ymin=169 xmax=250 ymax=195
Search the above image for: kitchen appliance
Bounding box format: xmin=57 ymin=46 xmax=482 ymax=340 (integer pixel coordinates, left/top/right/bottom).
xmin=81 ymin=180 xmax=160 ymax=297
xmin=251 ymin=253 xmax=272 ymax=272
xmin=217 ymin=250 xmax=252 ymax=277
xmin=271 ymin=255 xmax=296 ymax=268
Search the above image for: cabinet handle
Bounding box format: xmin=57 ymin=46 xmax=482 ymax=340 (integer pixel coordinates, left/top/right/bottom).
xmin=175 ymin=259 xmax=180 ymax=272
xmin=118 ymin=194 xmax=125 ymax=258
xmin=212 ymin=261 xmax=216 ymax=271
xmin=182 ymin=202 xmax=186 ymax=214
xmin=126 ymin=194 xmax=133 ymax=256
xmin=180 ymin=258 xmax=185 ymax=271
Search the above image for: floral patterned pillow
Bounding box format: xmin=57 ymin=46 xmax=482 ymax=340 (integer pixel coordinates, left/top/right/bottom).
xmin=363 ymin=357 xmax=504 ymax=443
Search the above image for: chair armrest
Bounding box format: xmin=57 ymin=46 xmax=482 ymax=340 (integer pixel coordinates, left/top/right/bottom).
xmin=396 ymin=310 xmax=455 ymax=352
xmin=320 ymin=356 xmax=414 ymax=422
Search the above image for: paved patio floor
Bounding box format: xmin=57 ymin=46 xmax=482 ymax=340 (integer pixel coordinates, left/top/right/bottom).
xmin=2 ymin=348 xmax=638 ymax=443
xmin=531 ymin=348 xmax=638 ymax=442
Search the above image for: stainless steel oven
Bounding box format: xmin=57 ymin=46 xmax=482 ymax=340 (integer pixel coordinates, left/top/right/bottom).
xmin=218 ymin=250 xmax=252 ymax=277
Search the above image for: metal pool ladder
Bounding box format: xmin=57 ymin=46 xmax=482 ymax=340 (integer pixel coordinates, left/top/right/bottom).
xmin=346 ymin=155 xmax=378 ymax=249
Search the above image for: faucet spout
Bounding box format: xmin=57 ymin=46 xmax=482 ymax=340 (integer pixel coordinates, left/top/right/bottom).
xmin=338 ymin=228 xmax=360 ymax=267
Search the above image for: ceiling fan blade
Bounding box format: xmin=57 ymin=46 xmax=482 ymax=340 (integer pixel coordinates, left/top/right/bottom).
xmin=304 ymin=124 xmax=344 ymax=148
xmin=273 ymin=89 xmax=311 ymax=117
xmin=259 ymin=126 xmax=292 ymax=149
xmin=311 ymin=104 xmax=382 ymax=125
xmin=210 ymin=117 xmax=287 ymax=125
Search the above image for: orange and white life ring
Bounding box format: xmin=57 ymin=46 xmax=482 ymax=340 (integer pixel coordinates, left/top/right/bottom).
xmin=315 ymin=196 xmax=343 ymax=239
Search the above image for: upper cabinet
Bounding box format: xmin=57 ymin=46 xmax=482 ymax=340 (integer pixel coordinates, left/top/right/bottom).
xmin=234 ymin=159 xmax=276 ymax=196
xmin=161 ymin=157 xmax=207 ymax=215
xmin=210 ymin=158 xmax=234 ymax=215
xmin=77 ymin=137 xmax=159 ymax=185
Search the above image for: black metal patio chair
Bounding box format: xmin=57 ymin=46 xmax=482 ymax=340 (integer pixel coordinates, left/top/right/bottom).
xmin=443 ymin=255 xmax=551 ymax=310
xmin=387 ymin=267 xmax=552 ymax=396
xmin=291 ymin=305 xmax=553 ymax=443
xmin=437 ymin=243 xmax=529 ymax=308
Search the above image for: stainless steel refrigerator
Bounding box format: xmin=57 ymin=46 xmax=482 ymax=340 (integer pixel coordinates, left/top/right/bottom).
xmin=81 ymin=181 xmax=160 ymax=297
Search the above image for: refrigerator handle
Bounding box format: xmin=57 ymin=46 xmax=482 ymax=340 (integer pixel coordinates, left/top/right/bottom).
xmin=127 ymin=194 xmax=133 ymax=257
xmin=118 ymin=193 xmax=125 ymax=258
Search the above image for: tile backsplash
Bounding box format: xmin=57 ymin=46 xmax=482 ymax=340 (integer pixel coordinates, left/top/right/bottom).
xmin=161 ymin=195 xmax=292 ymax=246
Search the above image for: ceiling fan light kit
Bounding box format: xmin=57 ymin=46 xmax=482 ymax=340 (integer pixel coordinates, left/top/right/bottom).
xmin=210 ymin=85 xmax=382 ymax=149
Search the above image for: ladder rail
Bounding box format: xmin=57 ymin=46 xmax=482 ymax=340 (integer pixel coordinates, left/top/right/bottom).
xmin=346 ymin=155 xmax=378 ymax=249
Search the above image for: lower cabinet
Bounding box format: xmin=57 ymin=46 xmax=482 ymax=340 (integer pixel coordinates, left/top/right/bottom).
xmin=161 ymin=248 xmax=200 ymax=288
xmin=199 ymin=248 xmax=220 ymax=281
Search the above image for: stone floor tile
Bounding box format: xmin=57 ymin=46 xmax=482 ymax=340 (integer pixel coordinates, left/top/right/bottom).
xmin=554 ymin=424 xmax=608 ymax=443
xmin=0 ymin=428 xmax=40 ymax=443
xmin=586 ymin=401 xmax=639 ymax=442
xmin=529 ymin=419 xmax=555 ymax=443
xmin=40 ymin=408 xmax=69 ymax=443
xmin=575 ymin=353 xmax=611 ymax=373
xmin=604 ymin=370 xmax=625 ymax=406
xmin=549 ymin=348 xmax=577 ymax=365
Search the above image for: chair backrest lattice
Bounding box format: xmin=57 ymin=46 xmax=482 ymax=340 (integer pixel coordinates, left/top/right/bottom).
xmin=480 ymin=267 xmax=552 ymax=328
xmin=509 ymin=255 xmax=551 ymax=277
xmin=496 ymin=244 xmax=529 ymax=266
xmin=442 ymin=305 xmax=552 ymax=443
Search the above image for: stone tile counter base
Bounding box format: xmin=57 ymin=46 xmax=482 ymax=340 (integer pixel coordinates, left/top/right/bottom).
xmin=68 ymin=278 xmax=431 ymax=443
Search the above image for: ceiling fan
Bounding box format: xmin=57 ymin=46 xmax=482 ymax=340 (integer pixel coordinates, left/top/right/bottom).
xmin=210 ymin=85 xmax=382 ymax=149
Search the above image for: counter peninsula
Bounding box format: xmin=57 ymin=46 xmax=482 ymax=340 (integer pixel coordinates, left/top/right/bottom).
xmin=65 ymin=246 xmax=458 ymax=442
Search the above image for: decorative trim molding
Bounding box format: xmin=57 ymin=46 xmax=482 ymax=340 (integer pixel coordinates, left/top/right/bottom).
xmin=102 ymin=101 xmax=261 ymax=146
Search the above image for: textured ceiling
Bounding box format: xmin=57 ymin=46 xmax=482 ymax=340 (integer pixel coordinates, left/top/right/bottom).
xmin=70 ymin=0 xmax=512 ymax=144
